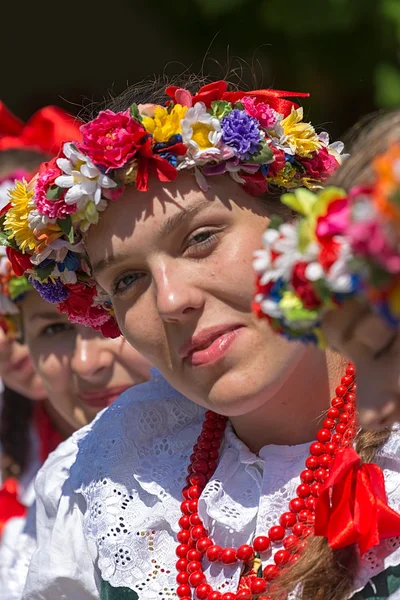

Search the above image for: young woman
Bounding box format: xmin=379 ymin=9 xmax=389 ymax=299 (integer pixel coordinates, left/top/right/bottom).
xmin=5 ymin=79 xmax=398 ymax=599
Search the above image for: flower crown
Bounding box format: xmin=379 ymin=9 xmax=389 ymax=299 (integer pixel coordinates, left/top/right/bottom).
xmin=1 ymin=80 xmax=344 ymax=337
xmin=253 ymin=143 xmax=400 ymax=347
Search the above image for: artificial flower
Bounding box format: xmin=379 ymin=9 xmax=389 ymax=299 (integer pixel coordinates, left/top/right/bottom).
xmin=31 ymin=278 xmax=69 ymax=303
xmin=142 ymin=104 xmax=188 ymax=143
xmin=71 ymin=198 xmax=108 ymax=232
xmin=280 ymin=107 xmax=321 ymax=157
xmin=4 ymin=180 xmax=36 ymax=252
xmin=300 ymin=147 xmax=340 ymax=181
xmin=241 ymin=96 xmax=278 ymax=129
xmin=78 ymin=110 xmax=147 ymax=171
xmin=316 ymin=196 xmax=350 ymax=239
xmin=6 ymin=247 xmax=32 ymax=277
xmin=181 ymin=103 xmax=222 ymax=160
xmin=35 ymin=157 xmax=77 ymax=220
xmin=57 ymin=283 xmax=110 ymax=329
xmin=221 ymin=110 xmax=262 ymax=159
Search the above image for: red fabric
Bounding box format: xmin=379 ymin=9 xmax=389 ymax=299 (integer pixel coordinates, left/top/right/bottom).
xmin=315 ymin=447 xmax=400 ymax=555
xmin=5 ymin=247 xmax=32 ymax=277
xmin=0 ymin=103 xmax=82 ymax=155
xmin=0 ymin=478 xmax=26 ymax=536
xmin=33 ymin=402 xmax=63 ymax=464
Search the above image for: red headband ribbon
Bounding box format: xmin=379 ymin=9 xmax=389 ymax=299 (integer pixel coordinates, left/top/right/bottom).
xmin=0 ymin=102 xmax=82 ymax=156
xmin=314 ymin=447 xmax=400 ymax=555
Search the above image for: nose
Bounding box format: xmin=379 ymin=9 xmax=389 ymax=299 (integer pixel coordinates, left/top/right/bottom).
xmin=155 ymin=262 xmax=204 ymax=324
xmin=71 ymin=326 xmax=114 ymax=381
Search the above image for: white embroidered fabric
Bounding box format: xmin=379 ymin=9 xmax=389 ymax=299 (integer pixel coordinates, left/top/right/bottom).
xmin=68 ymin=370 xmax=400 ymax=599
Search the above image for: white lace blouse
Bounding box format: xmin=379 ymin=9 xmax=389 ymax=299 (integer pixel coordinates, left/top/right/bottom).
xmin=21 ymin=370 xmax=400 ymax=600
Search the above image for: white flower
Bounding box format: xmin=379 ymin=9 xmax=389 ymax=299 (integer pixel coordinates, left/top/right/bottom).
xmin=29 ymin=238 xmax=85 ymax=266
xmin=325 ymin=238 xmax=354 ymax=293
xmin=0 ymin=178 xmax=14 ymax=212
xmin=55 ymin=142 xmax=117 ymax=211
xmin=181 ymin=103 xmax=222 ymax=161
xmin=27 ymin=208 xmax=55 ymax=230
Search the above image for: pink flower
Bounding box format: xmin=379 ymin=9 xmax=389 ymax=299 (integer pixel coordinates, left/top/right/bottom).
xmin=300 ymin=148 xmax=339 ymax=181
xmin=348 ymin=220 xmax=400 ymax=274
xmin=316 ymin=197 xmax=350 ymax=240
xmin=35 ymin=156 xmax=77 ymax=219
xmin=57 ymin=283 xmax=111 ymax=329
xmin=241 ymin=96 xmax=277 ymax=129
xmin=77 ymin=110 xmax=147 ymax=171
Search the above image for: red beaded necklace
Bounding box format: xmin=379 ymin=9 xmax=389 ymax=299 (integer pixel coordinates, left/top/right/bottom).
xmin=175 ymin=364 xmax=357 ymax=600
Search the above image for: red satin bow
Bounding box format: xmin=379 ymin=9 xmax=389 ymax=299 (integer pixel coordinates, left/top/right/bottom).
xmin=314 ymin=447 xmax=400 ymax=555
xmin=0 ymin=478 xmax=26 ymax=537
xmin=0 ymin=102 xmax=82 ymax=156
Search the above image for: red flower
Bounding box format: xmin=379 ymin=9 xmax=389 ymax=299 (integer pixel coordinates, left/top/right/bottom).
xmin=300 ymin=148 xmax=339 ymax=181
xmin=77 ymin=110 xmax=147 ymax=171
xmin=240 ymin=171 xmax=268 ymax=197
xmin=268 ymin=146 xmax=286 ymax=177
xmin=6 ymin=247 xmax=32 ymax=276
xmin=319 ymin=238 xmax=341 ymax=271
xmin=57 ymin=283 xmax=110 ymax=330
xmin=291 ymin=262 xmax=321 ymax=310
xmin=136 ymin=137 xmax=184 ymax=192
xmin=100 ymin=317 xmax=121 ymax=339
xmin=165 ymin=81 xmax=228 ymax=108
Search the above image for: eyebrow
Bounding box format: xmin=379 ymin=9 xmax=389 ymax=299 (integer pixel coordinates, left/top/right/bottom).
xmin=29 ymin=311 xmax=66 ymax=322
xmin=92 ymin=198 xmax=214 ymax=277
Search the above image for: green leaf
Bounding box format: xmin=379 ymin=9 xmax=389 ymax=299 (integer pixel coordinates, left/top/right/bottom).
xmin=246 ymin=141 xmax=274 ymax=164
xmin=35 ymin=263 xmax=55 ymax=281
xmin=234 ymin=101 xmax=245 ymax=111
xmin=9 ymin=276 xmax=31 ymax=301
xmin=211 ymin=100 xmax=232 ymax=119
xmin=129 ymin=103 xmax=143 ymax=123
xmin=268 ymin=215 xmax=284 ymax=230
xmin=56 ymin=215 xmax=74 ymax=244
xmin=281 ymin=188 xmax=317 ymax=216
xmin=46 ymin=186 xmax=63 ymax=201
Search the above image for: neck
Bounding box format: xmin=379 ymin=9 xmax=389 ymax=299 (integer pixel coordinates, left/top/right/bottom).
xmin=230 ymin=348 xmax=346 ymax=453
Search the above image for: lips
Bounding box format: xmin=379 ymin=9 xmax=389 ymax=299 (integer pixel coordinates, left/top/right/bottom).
xmin=80 ymin=385 xmax=131 ymax=409
xmin=179 ymin=324 xmax=244 ymax=367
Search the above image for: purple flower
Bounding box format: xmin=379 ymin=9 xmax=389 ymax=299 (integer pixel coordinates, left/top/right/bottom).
xmin=221 ymin=110 xmax=262 ymax=158
xmin=31 ymin=278 xmax=70 ymax=304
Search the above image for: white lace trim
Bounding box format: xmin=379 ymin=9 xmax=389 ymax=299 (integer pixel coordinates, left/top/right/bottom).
xmin=74 ymin=370 xmax=400 ymax=598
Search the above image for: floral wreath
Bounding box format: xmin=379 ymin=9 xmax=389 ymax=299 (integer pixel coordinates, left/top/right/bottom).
xmin=0 ymin=80 xmax=344 ymax=337
xmin=253 ymin=143 xmax=400 ymax=347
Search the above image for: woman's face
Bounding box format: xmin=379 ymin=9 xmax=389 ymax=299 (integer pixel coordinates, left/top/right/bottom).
xmin=0 ymin=329 xmax=47 ymax=400
xmin=86 ymin=173 xmax=306 ymax=416
xmin=20 ymin=291 xmax=152 ymax=428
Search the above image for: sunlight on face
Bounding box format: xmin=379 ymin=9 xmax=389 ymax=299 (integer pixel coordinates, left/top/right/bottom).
xmin=86 ymin=173 xmax=306 ymax=416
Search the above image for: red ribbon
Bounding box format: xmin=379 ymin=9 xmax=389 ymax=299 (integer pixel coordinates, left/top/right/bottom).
xmin=0 ymin=102 xmax=82 ymax=155
xmin=0 ymin=478 xmax=26 ymax=537
xmin=314 ymin=447 xmax=400 ymax=555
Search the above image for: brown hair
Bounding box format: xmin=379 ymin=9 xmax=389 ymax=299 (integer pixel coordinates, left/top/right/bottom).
xmin=275 ymin=111 xmax=400 ymax=600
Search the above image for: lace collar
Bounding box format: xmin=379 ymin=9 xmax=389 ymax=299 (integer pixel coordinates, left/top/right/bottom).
xmin=70 ymin=370 xmax=400 ymax=598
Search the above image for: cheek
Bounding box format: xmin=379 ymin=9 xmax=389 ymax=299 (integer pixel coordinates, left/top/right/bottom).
xmin=37 ymin=355 xmax=70 ymax=392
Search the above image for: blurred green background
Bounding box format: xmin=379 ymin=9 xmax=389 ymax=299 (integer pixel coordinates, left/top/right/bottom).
xmin=1 ymin=0 xmax=400 ymax=140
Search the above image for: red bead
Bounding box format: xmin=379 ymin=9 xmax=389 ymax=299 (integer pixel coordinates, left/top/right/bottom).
xmin=189 ymin=513 xmax=202 ymax=527
xmin=344 ymin=403 xmax=354 ymax=414
xmin=206 ymin=544 xmax=222 ymax=562
xmin=290 ymin=554 xmax=300 ymax=564
xmin=197 ymin=537 xmax=213 ymax=554
xmin=205 ymin=410 xmax=218 ymax=420
xmin=188 ymin=572 xmax=206 ymax=587
xmin=302 ymin=526 xmax=313 ymax=538
xmin=352 ymin=383 xmax=357 ymax=391
xmin=200 ymin=430 xmax=214 ymax=441
xmin=298 ymin=509 xmax=311 ymax=523
xmin=307 ymin=513 xmax=315 ymax=525
xmin=336 ymin=385 xmax=347 ymax=397
xmin=176 ymin=558 xmax=189 ymax=571
xmin=309 ymin=442 xmax=325 ymax=456
xmin=182 ymin=487 xmax=191 ymax=500
xmin=189 ymin=500 xmax=198 ymax=513
xmin=208 ymin=593 xmax=222 ymax=600
xmin=176 ymin=544 xmax=190 ymax=558
xmin=179 ymin=515 xmax=191 ymax=530
xmin=298 ymin=541 xmax=308 ymax=553
xmin=190 ymin=473 xmax=207 ymax=487
xmin=346 ymin=392 xmax=356 ymax=404
xmin=280 ymin=512 xmax=297 ymax=528
xmin=196 ymin=584 xmax=212 ymax=600
xmin=177 ymin=585 xmax=191 ymax=598
xmin=331 ymin=397 xmax=344 ymax=408
xmin=346 ymin=364 xmax=355 ymax=376
xmin=189 ymin=537 xmax=197 ymax=548
xmin=176 ymin=572 xmax=189 ymax=585
xmin=268 ymin=525 xmax=285 ymax=542
xmin=322 ymin=418 xmax=335 ymax=430
xmin=341 ymin=375 xmax=353 ymax=386
xmin=292 ymin=523 xmax=305 ymax=537
xmin=319 ymin=454 xmax=333 ymax=468
xmin=177 ymin=530 xmax=191 ymax=544
xmin=236 ymin=591 xmax=252 ymax=600
xmin=325 ymin=442 xmax=338 ymax=455
xmin=311 ymin=482 xmax=322 ymax=497
xmin=283 ymin=534 xmax=299 ymax=551
xmin=198 ymin=440 xmax=211 ymax=451
xmin=220 ymin=548 xmax=237 ymax=564
xmin=305 ymin=456 xmax=319 ymax=470
xmin=188 ymin=485 xmax=202 ymax=499
xmin=194 ymin=450 xmax=209 ymax=460
xmin=315 ymin=468 xmax=328 ymax=482
xmin=317 ymin=429 xmax=331 ymax=444
xmin=306 ymin=496 xmax=317 ymax=511
xmin=340 ymin=414 xmax=350 ymax=424
xmin=187 ymin=549 xmax=202 ymax=562
xmin=289 ymin=498 xmax=305 ymax=513
xmin=263 ymin=564 xmax=280 ymax=581
xmin=191 ymin=525 xmax=207 ymax=540
xmin=251 ymin=578 xmax=268 ymax=594
xmin=192 ymin=460 xmax=208 ymax=474
xmin=300 ymin=469 xmax=315 ymax=484
xmin=332 ymin=433 xmax=342 ymax=444
xmin=213 ymin=429 xmax=224 ymax=440
xmin=274 ymin=549 xmax=290 ymax=566
xmin=336 ymin=423 xmax=347 ymax=434
xmin=237 ymin=544 xmax=255 ymax=562
xmin=209 ymin=449 xmax=219 ymax=460
xmin=296 ymin=483 xmax=311 ymax=498
xmin=181 ymin=500 xmax=191 ymax=515
xmin=187 ymin=560 xmax=202 ymax=573
xmin=222 ymin=594 xmax=236 ymax=600
xmin=253 ymin=535 xmax=271 ymax=552
xmin=327 ymin=407 xmax=340 ymax=419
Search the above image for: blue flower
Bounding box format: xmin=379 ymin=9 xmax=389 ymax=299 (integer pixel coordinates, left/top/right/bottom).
xmin=31 ymin=278 xmax=70 ymax=304
xmin=221 ymin=110 xmax=261 ymax=159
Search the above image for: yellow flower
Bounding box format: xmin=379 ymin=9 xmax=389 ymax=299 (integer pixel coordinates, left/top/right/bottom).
xmin=281 ymin=107 xmax=321 ymax=157
xmin=142 ymin=104 xmax=188 ymax=143
xmin=4 ymin=180 xmax=36 ymax=253
xmin=72 ymin=200 xmax=102 ymax=232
